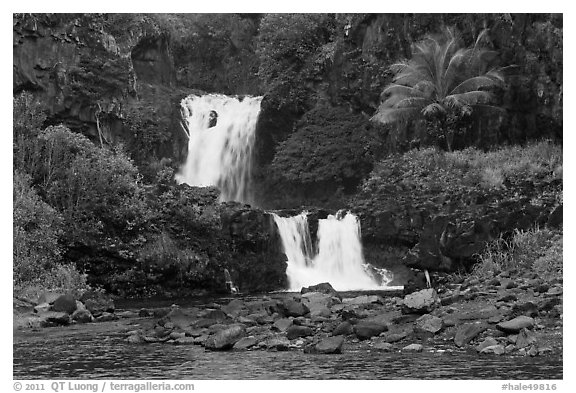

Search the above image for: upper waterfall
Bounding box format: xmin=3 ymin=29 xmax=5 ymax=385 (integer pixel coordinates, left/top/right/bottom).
xmin=175 ymin=94 xmax=263 ymax=204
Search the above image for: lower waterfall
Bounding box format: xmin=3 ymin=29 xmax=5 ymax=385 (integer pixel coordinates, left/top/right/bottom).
xmin=272 ymin=211 xmax=391 ymax=291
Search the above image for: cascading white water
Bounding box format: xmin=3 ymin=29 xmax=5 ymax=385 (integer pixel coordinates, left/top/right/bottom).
xmin=175 ymin=94 xmax=262 ymax=204
xmin=272 ymin=211 xmax=391 ymax=291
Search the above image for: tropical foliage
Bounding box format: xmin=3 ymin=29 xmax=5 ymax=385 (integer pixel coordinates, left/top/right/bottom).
xmin=372 ymin=28 xmax=506 ymax=151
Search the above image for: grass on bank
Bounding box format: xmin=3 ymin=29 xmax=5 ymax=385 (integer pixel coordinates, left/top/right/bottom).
xmin=471 ymin=227 xmax=563 ymax=282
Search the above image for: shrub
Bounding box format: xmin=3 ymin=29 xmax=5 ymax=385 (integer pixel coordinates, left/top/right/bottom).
xmin=13 ymin=171 xmax=63 ymax=284
xmin=23 ymin=125 xmax=148 ymax=244
xmin=270 ymin=106 xmax=385 ymax=190
xmin=13 ymin=171 xmax=89 ymax=295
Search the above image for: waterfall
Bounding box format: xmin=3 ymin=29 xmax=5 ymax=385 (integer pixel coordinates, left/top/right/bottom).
xmin=175 ymin=94 xmax=262 ymax=204
xmin=272 ymin=211 xmax=391 ymax=291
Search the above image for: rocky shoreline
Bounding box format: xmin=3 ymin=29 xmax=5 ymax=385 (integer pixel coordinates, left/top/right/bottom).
xmin=14 ymin=272 xmax=562 ymax=359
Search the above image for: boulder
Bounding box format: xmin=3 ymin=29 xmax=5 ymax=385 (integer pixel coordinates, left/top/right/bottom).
xmin=272 ymin=318 xmax=293 ymax=332
xmin=280 ymin=299 xmax=309 ymax=317
xmin=497 ymin=316 xmax=535 ymax=333
xmin=373 ymin=341 xmax=394 ymax=351
xmin=162 ymin=308 xmax=196 ymax=330
xmin=264 ymin=335 xmax=290 ymax=351
xmin=71 ymin=309 xmax=93 ymax=323
xmin=475 ymin=337 xmax=499 ymax=352
xmin=205 ymin=325 xmax=246 ymax=350
xmin=384 ymin=331 xmax=410 ymax=343
xmin=354 ymin=321 xmax=388 ymax=340
xmin=515 ymin=328 xmax=537 ymax=349
xmin=80 ymin=290 xmax=115 ymax=317
xmin=52 ymin=294 xmax=77 ymax=314
xmin=302 ymin=292 xmax=336 ymax=318
xmin=286 ymin=325 xmax=314 ymax=340
xmin=301 ymin=283 xmax=341 ymax=299
xmin=95 ymin=312 xmax=118 ymax=322
xmin=40 ymin=311 xmax=71 ymax=327
xmin=415 ymin=314 xmax=443 ymax=334
xmin=454 ymin=322 xmax=488 ymax=347
xmin=480 ymin=345 xmax=506 ymax=355
xmin=233 ymin=336 xmax=258 ymax=350
xmin=221 ymin=299 xmax=245 ymax=318
xmin=332 ymin=321 xmax=354 ymax=336
xmin=402 ymin=343 xmax=424 ymax=352
xmin=315 ymin=336 xmax=344 ymax=354
xmin=402 ymin=289 xmax=439 ymax=314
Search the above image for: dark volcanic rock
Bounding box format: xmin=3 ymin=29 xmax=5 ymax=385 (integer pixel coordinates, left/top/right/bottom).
xmin=332 ymin=321 xmax=354 ymax=336
xmin=280 ymin=299 xmax=310 ymax=317
xmin=71 ymin=309 xmax=93 ymax=323
xmin=205 ymin=325 xmax=246 ymax=350
xmin=315 ymin=336 xmax=345 ymax=354
xmin=80 ymin=290 xmax=115 ymax=317
xmin=233 ymin=336 xmax=258 ymax=350
xmin=497 ymin=316 xmax=535 ymax=333
xmin=414 ymin=314 xmax=443 ymax=334
xmin=354 ymin=321 xmax=388 ymax=340
xmin=402 ymin=289 xmax=439 ymax=314
xmin=52 ymin=294 xmax=77 ymax=314
xmin=286 ymin=325 xmax=314 ymax=340
xmin=301 ymin=282 xmax=340 ymax=299
xmin=454 ymin=322 xmax=489 ymax=347
xmin=40 ymin=311 xmax=71 ymax=327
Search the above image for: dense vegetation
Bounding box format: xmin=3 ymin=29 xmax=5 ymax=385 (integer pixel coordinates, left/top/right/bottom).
xmin=13 ymin=13 xmax=562 ymax=298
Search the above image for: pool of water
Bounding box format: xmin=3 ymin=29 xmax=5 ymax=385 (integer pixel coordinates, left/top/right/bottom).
xmin=13 ymin=321 xmax=562 ymax=379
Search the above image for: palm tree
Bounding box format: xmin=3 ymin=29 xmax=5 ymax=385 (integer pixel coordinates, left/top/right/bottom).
xmin=372 ymin=27 xmax=506 ymax=151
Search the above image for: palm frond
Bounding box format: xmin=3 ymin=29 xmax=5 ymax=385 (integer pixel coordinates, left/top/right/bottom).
xmin=450 ymin=74 xmax=503 ymax=95
xmin=421 ymin=103 xmax=446 ymax=117
xmin=371 ymin=107 xmax=423 ymax=124
xmin=444 ymin=91 xmax=494 ymax=108
xmin=395 ymin=96 xmax=430 ymax=109
xmin=382 ymin=84 xmax=425 ymax=98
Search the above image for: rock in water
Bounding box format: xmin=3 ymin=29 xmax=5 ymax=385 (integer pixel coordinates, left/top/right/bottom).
xmin=497 ymin=316 xmax=535 ymax=333
xmin=52 ymin=294 xmax=77 ymax=314
xmin=233 ymin=337 xmax=258 ymax=350
xmin=402 ymin=289 xmax=439 ymax=314
xmin=354 ymin=321 xmax=388 ymax=340
xmin=454 ymin=322 xmax=488 ymax=347
xmin=415 ymin=314 xmax=443 ymax=334
xmin=301 ymin=283 xmax=341 ymax=299
xmin=162 ymin=308 xmax=196 ymax=330
xmin=373 ymin=341 xmax=394 ymax=351
xmin=475 ymin=337 xmax=499 ymax=352
xmin=264 ymin=335 xmax=291 ymax=351
xmin=80 ymin=290 xmax=115 ymax=317
xmin=315 ymin=336 xmax=344 ymax=354
xmin=205 ymin=325 xmax=246 ymax=350
xmin=480 ymin=345 xmax=505 ymax=355
xmin=40 ymin=311 xmax=71 ymax=327
xmin=402 ymin=343 xmax=424 ymax=352
xmin=72 ymin=309 xmax=93 ymax=323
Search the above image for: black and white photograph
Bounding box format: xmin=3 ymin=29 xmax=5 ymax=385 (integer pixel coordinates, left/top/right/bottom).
xmin=9 ymin=5 xmax=566 ymax=386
